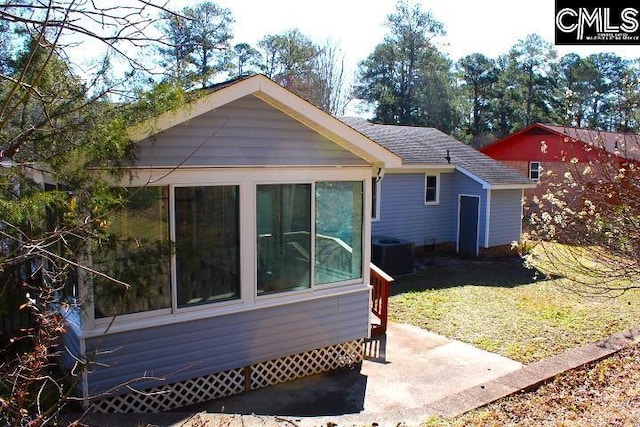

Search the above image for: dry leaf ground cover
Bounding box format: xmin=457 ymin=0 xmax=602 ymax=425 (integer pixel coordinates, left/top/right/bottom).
xmin=424 ymin=342 xmax=640 ymax=426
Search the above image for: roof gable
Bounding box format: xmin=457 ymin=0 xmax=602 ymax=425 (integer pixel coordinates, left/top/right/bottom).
xmin=540 ymin=124 xmax=640 ymax=161
xmin=482 ymin=123 xmax=640 ymax=162
xmin=134 ymin=96 xmax=370 ymax=168
xmin=127 ymin=74 xmax=401 ymax=168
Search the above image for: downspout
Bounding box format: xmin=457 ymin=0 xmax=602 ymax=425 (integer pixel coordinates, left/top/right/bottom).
xmin=484 ymin=189 xmax=491 ymax=248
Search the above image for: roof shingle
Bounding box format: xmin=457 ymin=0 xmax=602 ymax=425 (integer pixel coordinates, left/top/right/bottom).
xmin=340 ymin=117 xmax=532 ymax=186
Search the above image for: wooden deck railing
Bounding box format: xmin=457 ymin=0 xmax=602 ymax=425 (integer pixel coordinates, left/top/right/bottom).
xmin=370 ymin=263 xmax=394 ymax=336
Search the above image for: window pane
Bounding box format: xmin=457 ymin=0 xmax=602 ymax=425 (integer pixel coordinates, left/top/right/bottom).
xmin=257 ymin=184 xmax=311 ymax=295
xmin=94 ymin=187 xmax=171 ymax=318
xmin=175 ymin=186 xmax=240 ymax=307
xmin=426 ymin=175 xmax=437 ymax=202
xmin=530 ymin=162 xmax=540 ymax=180
xmin=315 ymin=181 xmax=363 ymax=285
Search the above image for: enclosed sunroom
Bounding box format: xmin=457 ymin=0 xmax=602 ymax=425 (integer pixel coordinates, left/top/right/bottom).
xmin=60 ymin=74 xmax=400 ymax=412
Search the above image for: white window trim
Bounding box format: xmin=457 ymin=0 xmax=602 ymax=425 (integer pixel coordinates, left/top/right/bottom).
xmin=424 ymin=173 xmax=440 ymax=205
xmin=85 ymin=167 xmax=372 ymax=333
xmin=529 ymin=161 xmax=541 ymax=180
xmin=372 ymin=177 xmax=381 ymax=222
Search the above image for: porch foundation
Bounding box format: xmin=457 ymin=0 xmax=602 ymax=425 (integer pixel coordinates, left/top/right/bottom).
xmin=88 ymin=339 xmax=364 ymax=413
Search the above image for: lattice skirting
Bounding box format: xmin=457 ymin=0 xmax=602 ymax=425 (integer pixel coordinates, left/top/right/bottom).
xmin=89 ymin=339 xmax=363 ymax=413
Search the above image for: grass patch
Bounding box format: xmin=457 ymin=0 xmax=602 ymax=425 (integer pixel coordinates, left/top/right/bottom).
xmin=526 ymin=242 xmax=640 ymax=295
xmin=389 ymin=256 xmax=640 ymax=363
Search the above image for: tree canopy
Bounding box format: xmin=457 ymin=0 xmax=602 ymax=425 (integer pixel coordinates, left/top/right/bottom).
xmin=255 ymin=29 xmax=348 ymax=115
xmin=354 ymin=1 xmax=455 ymax=131
xmin=156 ymin=1 xmax=234 ymax=89
xmin=0 ymin=1 xmax=188 ymax=423
xmin=352 ymin=2 xmax=640 ymax=143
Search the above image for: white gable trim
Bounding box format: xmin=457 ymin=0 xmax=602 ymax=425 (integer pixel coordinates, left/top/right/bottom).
xmin=127 ymin=77 xmax=262 ymax=142
xmin=127 ymin=74 xmax=402 ymax=168
xmin=485 ymin=189 xmax=491 ymax=248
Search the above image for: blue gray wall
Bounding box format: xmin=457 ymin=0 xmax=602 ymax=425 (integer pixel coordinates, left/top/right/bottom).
xmin=488 ymin=189 xmax=524 ymax=247
xmin=373 ymin=172 xmax=524 ymax=250
xmin=373 ymin=171 xmax=488 ymax=248
xmin=372 ymin=172 xmax=456 ymax=246
xmin=79 ymin=289 xmax=369 ymax=396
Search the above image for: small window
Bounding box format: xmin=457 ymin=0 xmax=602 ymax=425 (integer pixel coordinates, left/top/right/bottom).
xmin=425 ymin=175 xmax=438 ymax=204
xmin=529 ymin=162 xmax=541 ymax=180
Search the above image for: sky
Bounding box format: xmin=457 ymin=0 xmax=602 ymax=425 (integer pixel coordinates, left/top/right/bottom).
xmin=171 ymin=0 xmax=639 ymax=77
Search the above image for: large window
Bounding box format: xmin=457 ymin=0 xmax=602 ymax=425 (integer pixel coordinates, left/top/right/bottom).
xmin=175 ymin=186 xmax=240 ymax=307
xmin=315 ymin=181 xmax=363 ymax=285
xmin=92 ymin=178 xmax=365 ymax=319
xmin=257 ymin=184 xmax=311 ymax=295
xmin=93 ymin=187 xmax=171 ymax=318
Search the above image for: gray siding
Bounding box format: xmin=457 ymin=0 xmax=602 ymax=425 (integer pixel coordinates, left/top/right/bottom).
xmin=373 ymin=172 xmax=514 ymax=251
xmin=135 ymin=96 xmax=368 ymax=167
xmin=60 ymin=311 xmax=82 ymax=371
xmin=488 ymin=189 xmax=524 ymax=247
xmin=373 ymin=173 xmax=457 ymax=246
xmin=83 ymin=290 xmax=369 ymax=396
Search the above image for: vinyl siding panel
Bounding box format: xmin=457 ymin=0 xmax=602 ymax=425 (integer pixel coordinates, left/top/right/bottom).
xmin=60 ymin=311 xmax=82 ymax=371
xmin=373 ymin=173 xmax=457 ymax=245
xmin=135 ymin=96 xmax=367 ymax=167
xmin=488 ymin=189 xmax=524 ymax=247
xmin=83 ymin=289 xmax=369 ymax=396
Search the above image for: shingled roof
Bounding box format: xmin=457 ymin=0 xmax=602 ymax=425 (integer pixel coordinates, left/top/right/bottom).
xmin=340 ymin=117 xmax=533 ymax=188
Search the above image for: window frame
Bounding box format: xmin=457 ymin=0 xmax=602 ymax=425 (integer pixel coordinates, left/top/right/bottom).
xmin=371 ymin=177 xmax=381 ymax=221
xmin=256 ymin=182 xmax=312 ymax=296
xmin=92 ymin=186 xmax=172 ymax=322
xmin=529 ymin=161 xmax=541 ymax=180
xmin=88 ymin=168 xmax=370 ymax=333
xmin=173 ymin=184 xmax=242 ymax=309
xmin=424 ymin=173 xmax=440 ymax=205
xmin=254 ymin=179 xmax=365 ymax=302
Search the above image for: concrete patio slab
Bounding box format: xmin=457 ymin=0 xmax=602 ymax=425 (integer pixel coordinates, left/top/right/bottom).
xmin=172 ymin=322 xmax=522 ymax=425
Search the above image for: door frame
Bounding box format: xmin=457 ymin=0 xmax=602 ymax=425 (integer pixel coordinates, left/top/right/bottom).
xmin=457 ymin=194 xmax=480 ymax=257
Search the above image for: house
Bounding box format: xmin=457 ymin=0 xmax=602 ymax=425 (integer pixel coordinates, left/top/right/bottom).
xmin=59 ymin=74 xmax=402 ymax=413
xmin=341 ymin=118 xmax=535 ymax=261
xmin=479 ymin=123 xmax=640 ymax=211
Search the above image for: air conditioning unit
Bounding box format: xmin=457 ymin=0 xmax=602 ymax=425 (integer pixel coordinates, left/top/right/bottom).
xmin=371 ymin=236 xmax=414 ymax=276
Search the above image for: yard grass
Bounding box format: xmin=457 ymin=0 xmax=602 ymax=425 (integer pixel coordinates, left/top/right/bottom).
xmin=389 ymin=256 xmax=640 ymax=364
